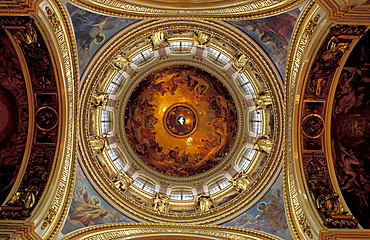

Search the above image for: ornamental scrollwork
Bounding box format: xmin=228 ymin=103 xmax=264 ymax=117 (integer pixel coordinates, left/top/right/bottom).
xmin=45 ymin=6 xmax=61 ymax=32
xmin=304 ymin=155 xmax=358 ymax=228
xmin=298 ymin=215 xmax=313 ymax=238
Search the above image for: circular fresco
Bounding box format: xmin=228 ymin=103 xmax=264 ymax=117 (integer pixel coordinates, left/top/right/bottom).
xmin=165 ymin=104 xmax=197 ymax=137
xmin=125 ymin=65 xmax=237 ymax=177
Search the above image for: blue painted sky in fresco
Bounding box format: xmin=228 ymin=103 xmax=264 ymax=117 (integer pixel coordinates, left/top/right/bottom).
xmin=228 ymin=8 xmax=301 ymax=78
xmin=222 ymin=173 xmax=293 ymax=240
xmin=61 ymin=161 xmax=136 ymax=236
xmin=66 ymin=3 xmax=138 ymax=75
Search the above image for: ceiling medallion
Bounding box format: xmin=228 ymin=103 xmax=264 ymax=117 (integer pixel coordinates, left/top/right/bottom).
xmin=165 ymin=104 xmax=197 ymax=137
xmin=125 ymin=65 xmax=237 ymax=177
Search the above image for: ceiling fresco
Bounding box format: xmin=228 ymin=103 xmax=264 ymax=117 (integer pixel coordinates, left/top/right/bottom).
xmin=223 ymin=174 xmax=292 ymax=240
xmin=0 ymin=16 xmax=62 ymax=222
xmin=66 ymin=3 xmax=137 ymax=75
xmin=61 ymin=161 xmax=136 ymax=235
xmin=125 ymin=65 xmax=237 ymax=177
xmin=228 ymin=7 xmax=301 ymax=77
xmin=4 ymin=0 xmax=370 ymax=238
xmin=0 ymin=28 xmax=27 ymax=205
xmin=331 ymin=29 xmax=370 ymax=228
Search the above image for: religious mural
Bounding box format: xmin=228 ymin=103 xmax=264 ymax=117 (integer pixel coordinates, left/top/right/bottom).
xmin=222 ymin=173 xmax=292 ymax=240
xmin=0 ymin=28 xmax=28 ymax=205
xmin=331 ymin=29 xmax=370 ymax=228
xmin=228 ymin=8 xmax=301 ymax=77
xmin=125 ymin=65 xmax=237 ymax=177
xmin=66 ymin=3 xmax=137 ymax=74
xmin=61 ymin=162 xmax=136 ymax=235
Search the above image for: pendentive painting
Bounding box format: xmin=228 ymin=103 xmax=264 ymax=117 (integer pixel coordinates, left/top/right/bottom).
xmin=222 ymin=173 xmax=292 ymax=240
xmin=61 ymin=161 xmax=136 ymax=235
xmin=228 ymin=7 xmax=301 ymax=77
xmin=331 ymin=29 xmax=370 ymax=228
xmin=66 ymin=3 xmax=137 ymax=75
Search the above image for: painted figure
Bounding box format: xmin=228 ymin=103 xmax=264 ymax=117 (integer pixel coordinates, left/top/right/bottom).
xmin=70 ymin=188 xmax=112 ymax=226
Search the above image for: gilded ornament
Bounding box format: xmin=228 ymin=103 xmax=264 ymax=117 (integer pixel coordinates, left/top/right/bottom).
xmin=5 ymin=187 xmax=36 ymax=209
xmin=231 ymin=51 xmax=249 ymax=73
xmin=301 ymin=114 xmax=324 ymax=138
xmin=78 ymin=20 xmax=283 ymax=224
xmin=45 ymin=6 xmax=61 ymax=32
xmin=35 ymin=106 xmax=58 ymax=131
xmin=298 ymin=215 xmax=313 ymax=238
xmin=304 ymin=14 xmax=320 ymax=37
xmin=111 ymin=53 xmax=129 ymax=72
xmin=12 ymin=22 xmax=37 ymax=45
xmin=111 ymin=171 xmax=133 ymax=192
xmin=193 ymin=31 xmax=212 ymax=48
xmin=254 ymin=90 xmax=273 ymax=110
xmin=149 ymin=31 xmax=169 ymax=50
xmin=253 ymin=134 xmax=273 ymax=154
xmin=194 ymin=194 xmax=214 ymax=212
xmin=91 ymin=90 xmax=109 ymax=109
xmin=151 ymin=193 xmax=170 ymax=213
xmin=89 ymin=135 xmax=107 ymax=154
xmin=229 ymin=170 xmax=254 ymax=192
xmin=42 ymin=206 xmax=57 ymax=229
xmin=316 ymin=190 xmax=344 ymax=216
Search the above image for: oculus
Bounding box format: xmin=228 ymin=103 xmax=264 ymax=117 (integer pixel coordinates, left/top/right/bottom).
xmin=165 ymin=104 xmax=197 ymax=137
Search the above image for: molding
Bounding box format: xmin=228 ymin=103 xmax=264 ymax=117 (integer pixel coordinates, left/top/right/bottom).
xmin=0 ymin=0 xmax=42 ymax=16
xmin=285 ymin=2 xmax=324 ymax=239
xmin=27 ymin=1 xmax=79 ymax=239
xmin=316 ymin=0 xmax=370 ymax=24
xmin=0 ymin=220 xmax=41 ymax=240
xmin=319 ymin=229 xmax=370 ymax=239
xmin=69 ymin=0 xmax=305 ymax=19
xmin=62 ymin=223 xmax=281 ymax=240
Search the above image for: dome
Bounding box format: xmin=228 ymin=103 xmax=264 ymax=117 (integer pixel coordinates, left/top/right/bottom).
xmin=79 ymin=20 xmax=283 ymax=223
xmin=125 ymin=65 xmax=237 ymax=177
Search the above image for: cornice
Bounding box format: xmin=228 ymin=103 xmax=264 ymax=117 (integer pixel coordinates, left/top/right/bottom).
xmin=316 ymin=0 xmax=370 ymax=24
xmin=0 ymin=0 xmax=42 ymax=16
xmin=62 ymin=223 xmax=281 ymax=240
xmin=69 ymin=0 xmax=305 ymax=20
